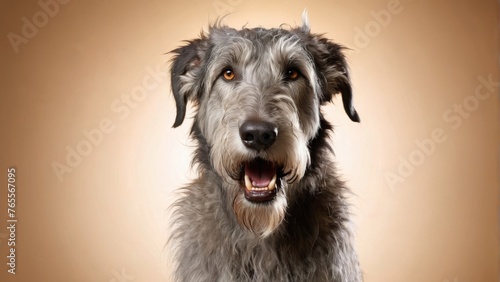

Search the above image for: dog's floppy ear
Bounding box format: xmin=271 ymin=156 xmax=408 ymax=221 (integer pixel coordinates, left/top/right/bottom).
xmin=298 ymin=14 xmax=360 ymax=122
xmin=307 ymin=38 xmax=360 ymax=122
xmin=170 ymin=35 xmax=210 ymax=128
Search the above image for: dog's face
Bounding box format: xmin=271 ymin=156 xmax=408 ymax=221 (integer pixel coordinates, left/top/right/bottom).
xmin=170 ymin=15 xmax=359 ymax=237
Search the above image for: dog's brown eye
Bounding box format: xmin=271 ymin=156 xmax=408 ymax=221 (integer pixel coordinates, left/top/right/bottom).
xmin=285 ymin=68 xmax=300 ymax=81
xmin=222 ymin=68 xmax=235 ymax=81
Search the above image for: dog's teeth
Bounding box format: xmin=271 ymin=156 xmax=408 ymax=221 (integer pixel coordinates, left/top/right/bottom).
xmin=268 ymin=173 xmax=277 ymax=191
xmin=244 ymin=174 xmax=252 ymax=190
xmin=245 ymin=173 xmax=277 ymax=191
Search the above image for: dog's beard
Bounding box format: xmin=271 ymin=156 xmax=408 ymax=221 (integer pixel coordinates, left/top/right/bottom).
xmin=232 ymin=180 xmax=287 ymax=238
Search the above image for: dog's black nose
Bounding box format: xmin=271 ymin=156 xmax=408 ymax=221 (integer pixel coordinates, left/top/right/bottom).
xmin=239 ymin=120 xmax=278 ymax=151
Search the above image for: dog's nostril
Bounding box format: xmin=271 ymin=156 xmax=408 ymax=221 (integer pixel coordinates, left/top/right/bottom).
xmin=243 ymin=133 xmax=255 ymax=142
xmin=262 ymin=133 xmax=271 ymax=141
xmin=239 ymin=120 xmax=278 ymax=151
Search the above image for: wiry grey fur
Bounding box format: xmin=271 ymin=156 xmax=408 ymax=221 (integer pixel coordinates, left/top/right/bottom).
xmin=168 ymin=13 xmax=363 ymax=282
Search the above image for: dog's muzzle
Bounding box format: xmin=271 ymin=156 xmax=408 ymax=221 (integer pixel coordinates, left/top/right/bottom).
xmin=239 ymin=120 xmax=283 ymax=202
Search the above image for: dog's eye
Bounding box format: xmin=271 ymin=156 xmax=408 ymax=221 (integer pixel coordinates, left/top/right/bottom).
xmin=285 ymin=68 xmax=300 ymax=81
xmin=222 ymin=68 xmax=235 ymax=81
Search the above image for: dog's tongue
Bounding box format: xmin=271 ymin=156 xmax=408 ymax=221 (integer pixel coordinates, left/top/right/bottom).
xmin=245 ymin=159 xmax=276 ymax=187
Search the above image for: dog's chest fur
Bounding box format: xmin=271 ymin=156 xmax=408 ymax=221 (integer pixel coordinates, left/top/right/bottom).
xmin=174 ymin=177 xmax=349 ymax=281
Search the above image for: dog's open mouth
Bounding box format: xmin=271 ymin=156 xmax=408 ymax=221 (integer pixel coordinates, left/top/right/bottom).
xmin=242 ymin=158 xmax=283 ymax=203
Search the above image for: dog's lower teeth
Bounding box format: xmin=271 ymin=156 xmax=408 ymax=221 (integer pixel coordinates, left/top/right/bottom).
xmin=248 ymin=186 xmax=268 ymax=191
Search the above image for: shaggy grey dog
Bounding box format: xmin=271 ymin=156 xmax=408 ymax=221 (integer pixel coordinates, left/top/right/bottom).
xmin=169 ymin=13 xmax=362 ymax=282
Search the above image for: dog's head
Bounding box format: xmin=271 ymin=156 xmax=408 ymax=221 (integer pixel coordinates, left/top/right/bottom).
xmin=170 ymin=12 xmax=359 ymax=237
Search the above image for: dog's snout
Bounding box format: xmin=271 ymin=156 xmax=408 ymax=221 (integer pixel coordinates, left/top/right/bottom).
xmin=239 ymin=120 xmax=278 ymax=151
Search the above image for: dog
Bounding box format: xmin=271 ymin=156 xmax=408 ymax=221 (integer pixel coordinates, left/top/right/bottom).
xmin=168 ymin=12 xmax=362 ymax=282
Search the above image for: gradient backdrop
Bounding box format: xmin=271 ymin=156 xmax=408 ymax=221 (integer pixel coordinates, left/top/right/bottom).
xmin=0 ymin=0 xmax=498 ymax=281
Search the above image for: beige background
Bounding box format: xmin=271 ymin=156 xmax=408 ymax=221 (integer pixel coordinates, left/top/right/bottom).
xmin=0 ymin=0 xmax=498 ymax=281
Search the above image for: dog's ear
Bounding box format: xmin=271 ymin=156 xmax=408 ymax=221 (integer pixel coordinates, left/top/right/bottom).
xmin=170 ymin=35 xmax=210 ymax=128
xmin=307 ymin=38 xmax=360 ymax=122
xmin=298 ymin=15 xmax=360 ymax=122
